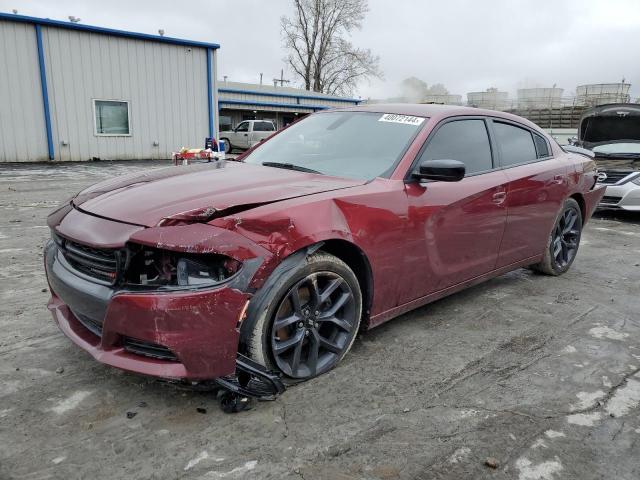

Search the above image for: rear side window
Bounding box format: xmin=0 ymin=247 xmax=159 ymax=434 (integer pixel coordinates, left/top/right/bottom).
xmin=493 ymin=122 xmax=537 ymax=166
xmin=254 ymin=121 xmax=275 ymax=132
xmin=420 ymin=119 xmax=493 ymax=175
xmin=533 ymin=134 xmax=550 ymax=158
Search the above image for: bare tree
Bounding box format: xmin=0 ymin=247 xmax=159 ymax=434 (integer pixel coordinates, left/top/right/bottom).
xmin=282 ymin=0 xmax=382 ymax=96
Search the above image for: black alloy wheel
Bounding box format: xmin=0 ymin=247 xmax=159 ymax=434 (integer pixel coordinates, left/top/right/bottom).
xmin=269 ymin=271 xmax=358 ymax=379
xmin=551 ymin=206 xmax=580 ymax=268
xmin=530 ymin=197 xmax=583 ymax=276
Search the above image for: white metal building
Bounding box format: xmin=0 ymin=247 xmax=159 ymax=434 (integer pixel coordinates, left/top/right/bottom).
xmin=218 ymin=81 xmax=360 ymax=130
xmin=0 ymin=13 xmax=220 ymax=162
xmin=422 ymin=94 xmax=463 ymax=105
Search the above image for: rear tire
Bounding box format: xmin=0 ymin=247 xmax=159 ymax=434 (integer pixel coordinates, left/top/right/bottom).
xmin=530 ymin=198 xmax=582 ymax=276
xmin=246 ymin=251 xmax=362 ymax=381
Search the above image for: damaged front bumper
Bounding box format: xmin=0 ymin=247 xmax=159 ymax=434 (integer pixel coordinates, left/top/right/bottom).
xmin=44 ymin=237 xmax=285 ymax=402
xmin=45 ymin=240 xmax=249 ymax=380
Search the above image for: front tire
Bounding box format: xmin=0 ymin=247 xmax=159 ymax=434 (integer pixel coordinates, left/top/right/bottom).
xmin=531 ymin=198 xmax=582 ymax=276
xmin=247 ymin=252 xmax=362 ymax=381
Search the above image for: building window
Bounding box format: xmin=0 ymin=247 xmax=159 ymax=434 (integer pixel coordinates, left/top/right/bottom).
xmin=219 ymin=115 xmax=232 ymax=132
xmin=94 ymin=100 xmax=130 ymax=135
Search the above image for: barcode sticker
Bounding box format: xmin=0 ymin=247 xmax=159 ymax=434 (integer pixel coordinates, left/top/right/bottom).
xmin=378 ymin=114 xmax=425 ymax=126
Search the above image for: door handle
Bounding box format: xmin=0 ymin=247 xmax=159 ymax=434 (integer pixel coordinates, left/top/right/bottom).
xmin=492 ymin=191 xmax=507 ymax=204
xmin=243 ymin=133 xmax=248 ymax=136
xmin=552 ymin=174 xmax=564 ymax=184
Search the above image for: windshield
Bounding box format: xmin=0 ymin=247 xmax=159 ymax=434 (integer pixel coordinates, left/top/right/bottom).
xmin=243 ymin=111 xmax=425 ymax=180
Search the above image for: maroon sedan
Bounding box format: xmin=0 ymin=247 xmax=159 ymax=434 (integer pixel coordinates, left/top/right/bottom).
xmin=45 ymin=104 xmax=604 ymax=396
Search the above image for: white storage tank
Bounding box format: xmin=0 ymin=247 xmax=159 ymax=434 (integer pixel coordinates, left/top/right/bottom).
xmin=576 ymin=83 xmax=631 ymax=106
xmin=517 ymin=87 xmax=564 ymax=109
xmin=467 ymin=88 xmax=510 ymax=111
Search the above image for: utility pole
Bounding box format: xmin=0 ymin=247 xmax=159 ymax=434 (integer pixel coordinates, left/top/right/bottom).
xmin=273 ymin=69 xmax=290 ymax=88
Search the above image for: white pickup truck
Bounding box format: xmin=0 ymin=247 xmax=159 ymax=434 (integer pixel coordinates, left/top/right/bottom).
xmin=219 ymin=120 xmax=276 ymax=153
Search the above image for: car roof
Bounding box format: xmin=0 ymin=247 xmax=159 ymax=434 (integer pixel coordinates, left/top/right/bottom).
xmin=330 ymin=103 xmax=543 ymax=132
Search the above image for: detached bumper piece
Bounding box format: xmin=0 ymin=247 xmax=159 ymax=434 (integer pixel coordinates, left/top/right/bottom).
xmin=214 ymin=354 xmax=286 ymax=413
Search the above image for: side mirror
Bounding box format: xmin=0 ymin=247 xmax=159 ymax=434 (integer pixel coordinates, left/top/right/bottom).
xmin=413 ymin=159 xmax=466 ymax=182
xmin=568 ymin=136 xmax=578 ymax=146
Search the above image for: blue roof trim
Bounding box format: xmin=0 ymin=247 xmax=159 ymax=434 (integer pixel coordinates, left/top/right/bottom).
xmin=0 ymin=12 xmax=220 ymax=49
xmin=218 ymin=87 xmax=360 ymax=104
xmin=219 ymin=99 xmax=329 ymax=111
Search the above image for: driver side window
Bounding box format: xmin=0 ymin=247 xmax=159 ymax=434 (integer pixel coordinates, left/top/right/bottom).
xmin=420 ymin=119 xmax=493 ymax=175
xmin=235 ymin=122 xmax=249 ymax=132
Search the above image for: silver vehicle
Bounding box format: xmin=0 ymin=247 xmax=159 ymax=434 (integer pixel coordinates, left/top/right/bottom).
xmin=219 ymin=120 xmax=276 ymax=153
xmin=576 ymin=104 xmax=640 ymax=211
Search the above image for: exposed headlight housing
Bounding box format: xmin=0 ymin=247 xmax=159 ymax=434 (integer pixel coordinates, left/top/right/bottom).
xmin=124 ymin=245 xmax=241 ymax=288
xmin=176 ymin=257 xmax=235 ymax=286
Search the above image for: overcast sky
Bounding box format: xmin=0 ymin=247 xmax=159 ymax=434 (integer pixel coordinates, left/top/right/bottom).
xmin=2 ymin=0 xmax=639 ymax=100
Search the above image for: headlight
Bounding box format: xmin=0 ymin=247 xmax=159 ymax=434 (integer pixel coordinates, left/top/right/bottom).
xmin=632 ymin=174 xmax=640 ymax=186
xmin=124 ymin=245 xmax=241 ymax=288
xmin=176 ymin=257 xmax=236 ymax=286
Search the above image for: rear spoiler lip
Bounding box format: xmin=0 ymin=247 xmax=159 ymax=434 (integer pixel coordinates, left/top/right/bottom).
xmin=562 ymin=145 xmax=595 ymax=159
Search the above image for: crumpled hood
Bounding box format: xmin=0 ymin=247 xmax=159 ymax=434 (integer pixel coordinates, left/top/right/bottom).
xmin=73 ymin=161 xmax=364 ymax=227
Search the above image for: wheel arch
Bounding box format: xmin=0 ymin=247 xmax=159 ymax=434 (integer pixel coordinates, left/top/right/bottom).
xmin=317 ymin=239 xmax=374 ymax=328
xmin=569 ymin=192 xmax=586 ymax=222
xmin=238 ymin=238 xmax=374 ymax=352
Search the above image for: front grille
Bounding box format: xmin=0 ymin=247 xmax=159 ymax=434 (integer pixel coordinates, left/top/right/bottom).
xmin=74 ymin=311 xmax=103 ymax=337
xmin=600 ymin=195 xmax=622 ymax=205
xmin=123 ymin=337 xmax=178 ymax=361
xmin=597 ymin=170 xmax=634 ymax=185
xmin=54 ymin=233 xmax=120 ymax=284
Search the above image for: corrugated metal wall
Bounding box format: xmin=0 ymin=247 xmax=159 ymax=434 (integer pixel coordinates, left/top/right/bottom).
xmin=0 ymin=20 xmax=49 ymax=162
xmin=41 ymin=26 xmax=209 ymax=161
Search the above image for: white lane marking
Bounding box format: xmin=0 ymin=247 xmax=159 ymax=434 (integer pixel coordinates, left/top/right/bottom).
xmin=562 ymin=345 xmax=577 ymax=354
xmin=544 ymin=430 xmax=565 ymax=439
xmin=52 ymin=456 xmax=66 ymax=464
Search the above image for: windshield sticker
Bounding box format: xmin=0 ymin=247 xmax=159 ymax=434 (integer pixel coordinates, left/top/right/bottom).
xmin=378 ymin=114 xmax=425 ymax=126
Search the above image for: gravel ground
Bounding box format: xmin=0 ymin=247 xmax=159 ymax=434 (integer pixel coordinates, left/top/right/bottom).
xmin=1 ymin=161 xmax=639 ymax=480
